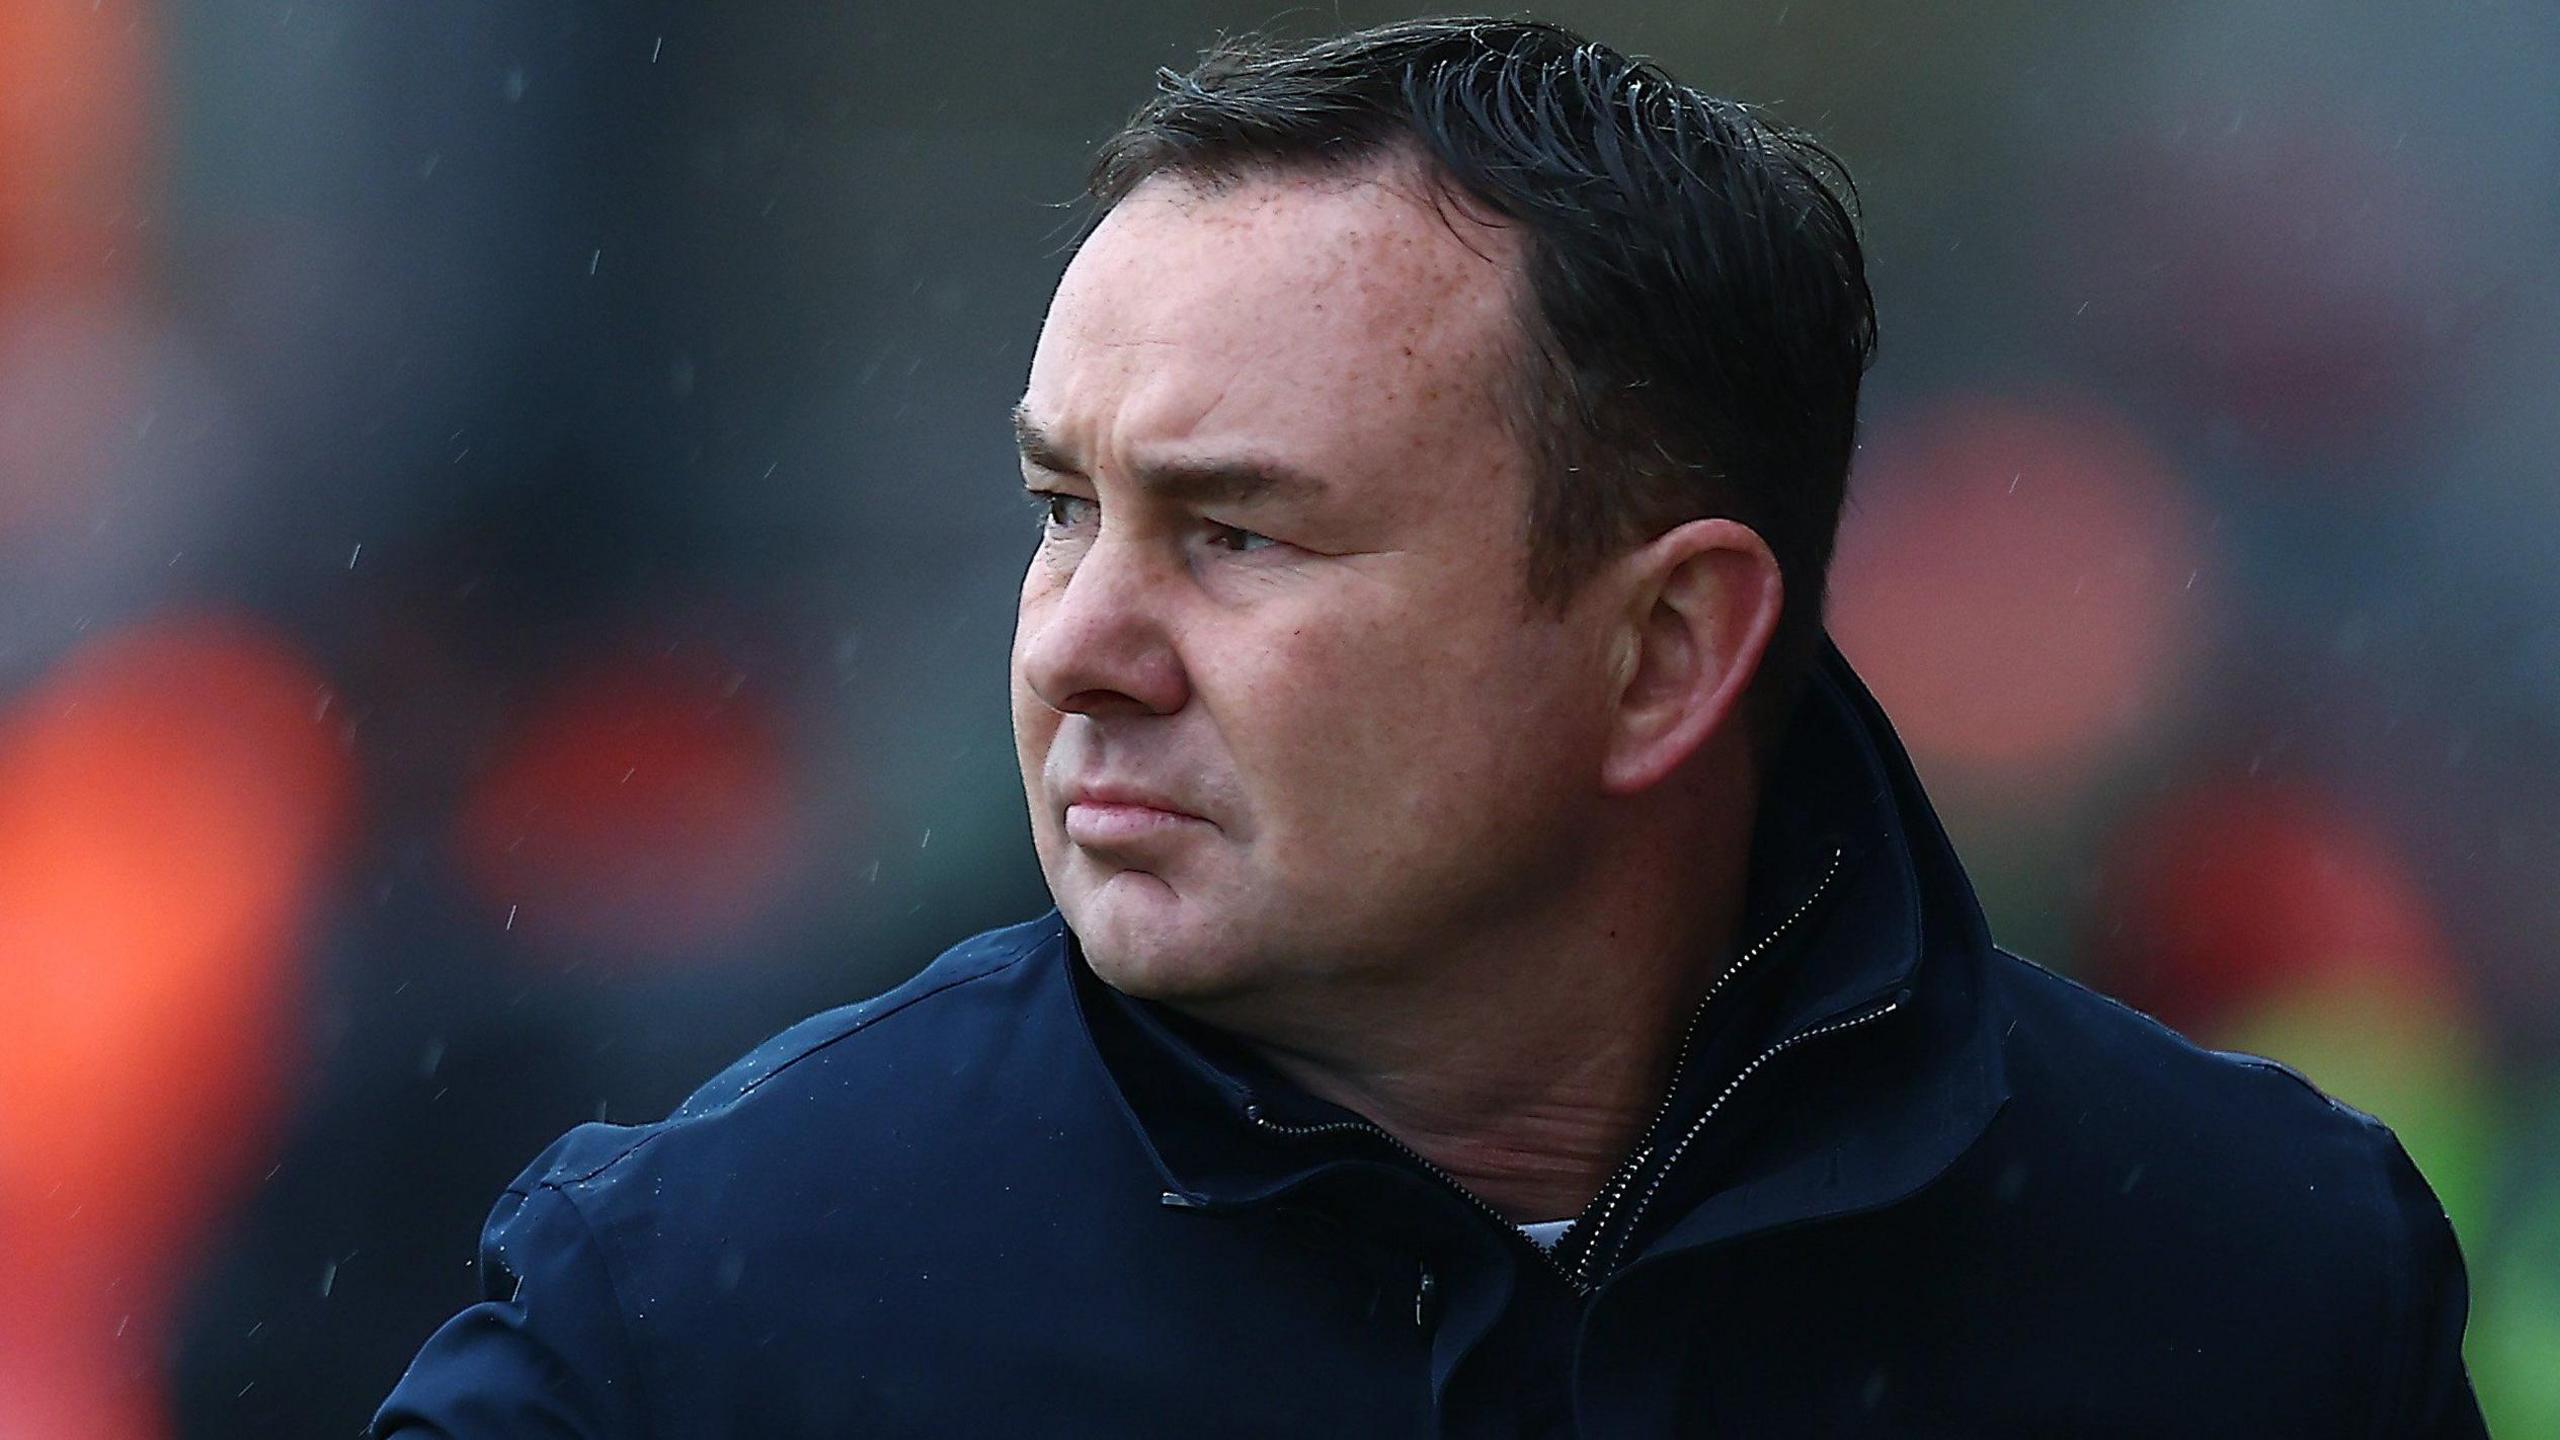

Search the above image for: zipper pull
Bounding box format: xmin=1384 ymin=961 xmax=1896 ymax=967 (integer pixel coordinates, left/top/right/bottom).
xmin=1413 ymin=1262 xmax=1439 ymax=1329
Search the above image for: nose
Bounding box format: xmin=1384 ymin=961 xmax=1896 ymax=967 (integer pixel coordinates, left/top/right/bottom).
xmin=1015 ymin=531 xmax=1191 ymax=719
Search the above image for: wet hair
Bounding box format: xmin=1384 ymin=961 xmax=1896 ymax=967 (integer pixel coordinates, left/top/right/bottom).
xmin=1088 ymin=16 xmax=1876 ymax=748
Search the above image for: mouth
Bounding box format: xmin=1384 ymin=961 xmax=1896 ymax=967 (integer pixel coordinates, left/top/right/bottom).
xmin=1061 ymin=784 xmax=1208 ymax=849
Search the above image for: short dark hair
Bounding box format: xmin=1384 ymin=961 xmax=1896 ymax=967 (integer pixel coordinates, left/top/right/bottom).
xmin=1087 ymin=16 xmax=1876 ymax=748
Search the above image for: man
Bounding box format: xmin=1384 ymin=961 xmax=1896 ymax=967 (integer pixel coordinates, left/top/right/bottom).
xmin=376 ymin=18 xmax=2486 ymax=1436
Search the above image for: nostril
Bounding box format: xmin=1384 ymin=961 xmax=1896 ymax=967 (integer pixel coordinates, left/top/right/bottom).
xmin=1056 ymin=686 xmax=1150 ymax=718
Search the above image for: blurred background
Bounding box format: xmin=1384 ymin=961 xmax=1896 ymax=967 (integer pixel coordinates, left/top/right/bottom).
xmin=0 ymin=0 xmax=2551 ymax=1433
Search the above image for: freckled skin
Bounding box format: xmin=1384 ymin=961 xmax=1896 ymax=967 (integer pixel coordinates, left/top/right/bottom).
xmin=1010 ymin=165 xmax=1629 ymax=1039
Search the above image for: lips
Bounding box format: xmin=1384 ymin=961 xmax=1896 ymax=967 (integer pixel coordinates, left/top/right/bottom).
xmin=1064 ymin=782 xmax=1201 ymax=818
xmin=1060 ymin=782 xmax=1207 ymax=848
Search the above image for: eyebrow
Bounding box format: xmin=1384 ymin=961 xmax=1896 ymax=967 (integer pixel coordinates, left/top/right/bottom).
xmin=1011 ymin=403 xmax=1329 ymax=508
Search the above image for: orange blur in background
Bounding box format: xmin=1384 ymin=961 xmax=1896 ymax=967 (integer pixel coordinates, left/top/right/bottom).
xmin=0 ymin=616 xmax=353 ymax=1439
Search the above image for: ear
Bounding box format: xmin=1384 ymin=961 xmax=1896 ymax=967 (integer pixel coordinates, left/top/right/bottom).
xmin=1599 ymin=518 xmax=1784 ymax=796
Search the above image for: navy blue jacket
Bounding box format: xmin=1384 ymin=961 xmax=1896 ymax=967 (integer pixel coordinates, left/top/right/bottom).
xmin=375 ymin=649 xmax=2487 ymax=1436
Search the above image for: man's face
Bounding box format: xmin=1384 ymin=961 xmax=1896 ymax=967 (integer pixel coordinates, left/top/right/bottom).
xmin=1011 ymin=166 xmax=1617 ymax=1010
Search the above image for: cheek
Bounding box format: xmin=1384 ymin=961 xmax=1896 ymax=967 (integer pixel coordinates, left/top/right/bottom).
xmin=1008 ymin=646 xmax=1047 ymax=755
xmin=1009 ymin=617 xmax=1064 ymax=820
xmin=1008 ymin=576 xmax=1060 ymax=724
xmin=1010 ymin=688 xmax=1055 ymax=783
xmin=1220 ymin=607 xmax=1578 ymax=835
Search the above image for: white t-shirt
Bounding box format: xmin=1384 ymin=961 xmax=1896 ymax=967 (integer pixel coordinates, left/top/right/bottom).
xmin=1519 ymin=1219 xmax=1574 ymax=1252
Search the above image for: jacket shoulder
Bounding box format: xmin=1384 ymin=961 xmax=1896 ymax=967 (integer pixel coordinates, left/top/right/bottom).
xmin=1965 ymin=949 xmax=2481 ymax=1432
xmin=1974 ymin=946 xmax=2428 ymax=1247
xmin=504 ymin=912 xmax=1068 ymax=1197
xmin=669 ymin=912 xmax=1067 ymax=1124
xmin=1982 ymin=946 xmax=2386 ymax=1140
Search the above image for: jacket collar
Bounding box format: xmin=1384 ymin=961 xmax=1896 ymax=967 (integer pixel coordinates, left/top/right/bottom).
xmin=1743 ymin=636 xmax=1992 ymax=1036
xmin=1629 ymin=644 xmax=2012 ymax=1271
xmin=1069 ymin=639 xmax=2011 ymax=1243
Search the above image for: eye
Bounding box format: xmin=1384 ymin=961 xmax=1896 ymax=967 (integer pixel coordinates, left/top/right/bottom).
xmin=1204 ymin=521 xmax=1282 ymax=555
xmin=1026 ymin=490 xmax=1096 ymax=535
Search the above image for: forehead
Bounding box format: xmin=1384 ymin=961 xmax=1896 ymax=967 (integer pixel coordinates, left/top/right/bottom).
xmin=1024 ymin=164 xmax=1527 ymax=509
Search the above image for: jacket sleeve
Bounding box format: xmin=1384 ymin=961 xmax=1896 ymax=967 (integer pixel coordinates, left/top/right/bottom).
xmin=371 ymin=1177 xmax=648 ymax=1439
xmin=2373 ymin=1130 xmax=2489 ymax=1439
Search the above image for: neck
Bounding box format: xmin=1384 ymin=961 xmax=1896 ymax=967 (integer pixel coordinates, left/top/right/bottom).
xmin=1206 ymin=809 xmax=1758 ymax=1224
xmin=1255 ymin=1007 xmax=1705 ymax=1223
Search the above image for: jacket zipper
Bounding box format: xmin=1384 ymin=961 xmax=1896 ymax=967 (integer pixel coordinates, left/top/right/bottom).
xmin=1563 ymin=848 xmax=1844 ymax=1288
xmin=1586 ymin=992 xmax=1904 ymax=1282
xmin=1241 ymin=847 xmax=1853 ymax=1300
xmin=1243 ymin=1104 xmax=1590 ymax=1292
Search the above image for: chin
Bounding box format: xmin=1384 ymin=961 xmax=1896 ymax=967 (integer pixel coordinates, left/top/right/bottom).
xmin=1064 ymin=874 xmax=1259 ymax=1003
xmin=1075 ymin=920 xmax=1232 ymax=1002
xmin=1081 ymin=942 xmax=1229 ymax=1003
